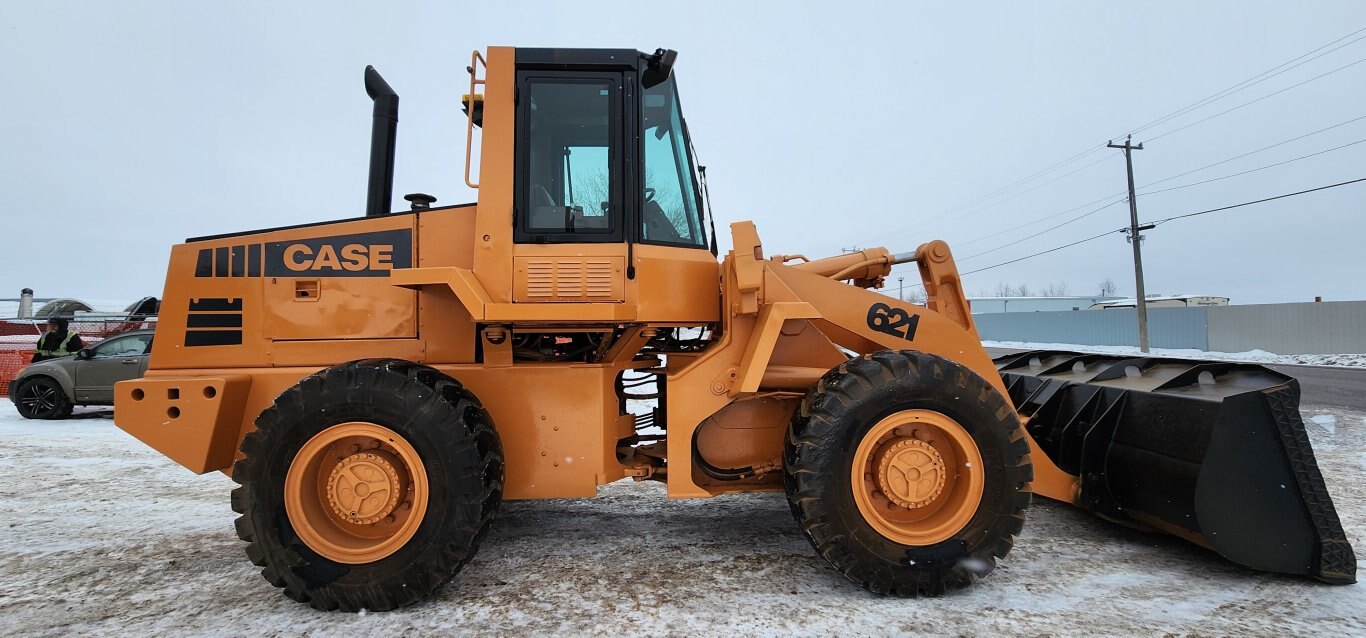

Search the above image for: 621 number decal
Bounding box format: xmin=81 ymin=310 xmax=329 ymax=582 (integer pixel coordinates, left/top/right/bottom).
xmin=866 ymin=303 xmax=920 ymax=342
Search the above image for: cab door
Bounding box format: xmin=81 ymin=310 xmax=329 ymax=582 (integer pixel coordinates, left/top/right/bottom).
xmin=512 ymin=70 xmax=634 ymax=304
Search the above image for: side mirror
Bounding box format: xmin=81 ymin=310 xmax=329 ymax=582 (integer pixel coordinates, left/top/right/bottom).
xmin=76 ymin=349 xmax=93 ymax=360
xmin=641 ymin=48 xmax=677 ymax=89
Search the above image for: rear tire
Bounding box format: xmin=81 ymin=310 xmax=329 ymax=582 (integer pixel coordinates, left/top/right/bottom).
xmin=783 ymin=350 xmax=1032 ymax=596
xmin=14 ymin=377 xmax=73 ymax=420
xmin=231 ymin=359 xmax=503 ymax=611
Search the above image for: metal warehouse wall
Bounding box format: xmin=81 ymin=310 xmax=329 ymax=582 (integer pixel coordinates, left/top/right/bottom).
xmin=975 ymin=301 xmax=1366 ymax=354
xmin=1206 ymin=301 xmax=1366 ymax=355
xmin=975 ymin=307 xmax=1208 ymax=349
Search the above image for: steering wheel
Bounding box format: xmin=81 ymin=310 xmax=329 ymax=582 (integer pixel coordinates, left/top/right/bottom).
xmin=642 ymin=200 xmax=684 ymax=242
xmin=532 ymin=184 xmax=555 ymax=208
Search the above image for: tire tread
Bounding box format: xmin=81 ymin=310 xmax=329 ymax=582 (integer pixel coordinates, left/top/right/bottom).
xmin=231 ymin=359 xmax=503 ymax=612
xmin=783 ymin=350 xmax=1032 ymax=597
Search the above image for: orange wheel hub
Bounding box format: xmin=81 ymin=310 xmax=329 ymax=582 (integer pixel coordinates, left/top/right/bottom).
xmin=851 ymin=410 xmax=984 ymax=546
xmin=285 ymin=422 xmax=429 ymax=564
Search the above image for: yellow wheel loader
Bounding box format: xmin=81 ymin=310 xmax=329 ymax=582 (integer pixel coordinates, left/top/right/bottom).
xmin=113 ymin=47 xmax=1355 ymax=611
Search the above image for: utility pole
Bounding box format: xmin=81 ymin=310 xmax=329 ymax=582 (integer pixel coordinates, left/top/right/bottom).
xmin=898 ymin=276 xmax=904 ymax=302
xmin=1108 ymin=135 xmax=1154 ymax=353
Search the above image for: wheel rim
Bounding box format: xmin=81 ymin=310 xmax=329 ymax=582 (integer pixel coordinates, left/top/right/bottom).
xmin=850 ymin=409 xmax=984 ymax=546
xmin=285 ymin=422 xmax=429 ymax=564
xmin=19 ymin=382 xmax=58 ymax=414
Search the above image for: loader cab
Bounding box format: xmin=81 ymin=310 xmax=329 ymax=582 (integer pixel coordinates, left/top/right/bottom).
xmin=513 ymin=48 xmax=709 ymax=249
xmin=490 ymin=47 xmax=719 ymax=322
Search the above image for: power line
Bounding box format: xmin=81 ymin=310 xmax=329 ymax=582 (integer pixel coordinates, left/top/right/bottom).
xmin=958 ymin=229 xmax=1122 ymax=277
xmin=1120 ymin=27 xmax=1366 ymax=138
xmin=957 ymin=199 xmax=1124 ymax=261
xmin=928 ymin=146 xmax=1108 ymax=220
xmin=856 ymin=146 xmax=1111 ymax=246
xmin=853 ymin=27 xmax=1366 ymax=251
xmin=1150 ymin=176 xmax=1366 ymax=226
xmin=1138 ymin=138 xmax=1366 ymax=196
xmin=878 ymin=54 xmax=1366 ymax=248
xmin=959 ymin=27 xmax=1366 ymax=227
xmin=949 ymin=194 xmax=1126 ymax=249
xmin=955 ymin=114 xmax=1366 ymax=253
xmin=910 ymin=152 xmax=1116 ymax=234
xmin=1139 ymin=113 xmax=1366 ymax=189
xmin=1143 ymin=55 xmax=1366 ymax=143
xmin=949 ymin=26 xmax=1366 ymax=224
xmin=935 ymin=177 xmax=1366 ymax=279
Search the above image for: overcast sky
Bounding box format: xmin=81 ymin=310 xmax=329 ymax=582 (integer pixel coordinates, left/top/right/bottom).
xmin=3 ymin=1 xmax=1364 ymax=305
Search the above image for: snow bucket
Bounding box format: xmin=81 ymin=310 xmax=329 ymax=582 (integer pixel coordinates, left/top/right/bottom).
xmin=995 ymin=351 xmax=1355 ymax=584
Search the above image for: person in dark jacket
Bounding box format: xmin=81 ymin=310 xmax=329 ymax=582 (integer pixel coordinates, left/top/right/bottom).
xmin=33 ymin=317 xmax=84 ymax=362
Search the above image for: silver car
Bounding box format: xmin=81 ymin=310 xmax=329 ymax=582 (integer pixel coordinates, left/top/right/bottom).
xmin=9 ymin=329 xmax=155 ymax=419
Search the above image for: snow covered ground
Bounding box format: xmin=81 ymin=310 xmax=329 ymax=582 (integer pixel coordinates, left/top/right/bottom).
xmin=0 ymin=399 xmax=1362 ymax=636
xmin=984 ymin=340 xmax=1366 ymax=368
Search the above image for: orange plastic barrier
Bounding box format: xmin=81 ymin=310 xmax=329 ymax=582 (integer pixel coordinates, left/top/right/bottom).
xmin=0 ymin=348 xmax=35 ymax=398
xmin=0 ymin=319 xmax=155 ymax=398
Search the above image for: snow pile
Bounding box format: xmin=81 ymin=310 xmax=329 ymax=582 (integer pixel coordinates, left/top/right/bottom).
xmin=1311 ymin=415 xmax=1338 ymax=435
xmin=1295 ymin=353 xmax=1366 ymax=367
xmin=0 ymin=399 xmax=1362 ymax=634
xmin=983 ymin=340 xmax=1366 ymax=368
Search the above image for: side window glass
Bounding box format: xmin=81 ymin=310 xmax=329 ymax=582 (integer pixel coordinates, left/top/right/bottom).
xmin=523 ymin=79 xmax=618 ymax=237
xmin=641 ymin=77 xmax=705 ymax=247
xmin=92 ymin=334 xmax=151 ymax=358
xmin=92 ymin=337 xmax=129 ymax=358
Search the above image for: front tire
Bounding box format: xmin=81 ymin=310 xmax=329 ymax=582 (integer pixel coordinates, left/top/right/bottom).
xmin=783 ymin=350 xmax=1032 ymax=596
xmin=14 ymin=377 xmax=73 ymax=420
xmin=231 ymin=359 xmax=503 ymax=611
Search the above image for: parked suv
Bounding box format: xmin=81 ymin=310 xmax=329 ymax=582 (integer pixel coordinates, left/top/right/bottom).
xmin=9 ymin=329 xmax=155 ymax=419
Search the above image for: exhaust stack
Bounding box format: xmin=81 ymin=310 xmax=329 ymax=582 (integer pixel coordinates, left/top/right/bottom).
xmin=18 ymin=288 xmax=33 ymax=319
xmin=364 ymin=66 xmax=399 ymax=216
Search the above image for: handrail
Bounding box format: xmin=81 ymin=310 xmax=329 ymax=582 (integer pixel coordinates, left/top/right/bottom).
xmin=464 ymin=50 xmax=487 ymax=189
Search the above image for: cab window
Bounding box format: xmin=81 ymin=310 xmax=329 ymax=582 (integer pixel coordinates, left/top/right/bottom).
xmin=516 ymin=75 xmax=623 ymax=243
xmin=641 ymin=75 xmax=706 ymax=248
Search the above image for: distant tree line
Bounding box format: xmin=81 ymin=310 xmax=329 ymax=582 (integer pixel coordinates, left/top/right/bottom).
xmin=974 ymin=278 xmax=1122 ymax=298
xmin=896 ymin=278 xmax=1121 ymax=304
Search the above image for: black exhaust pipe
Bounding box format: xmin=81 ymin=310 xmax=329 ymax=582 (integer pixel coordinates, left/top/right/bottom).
xmin=364 ymin=65 xmax=399 ymax=216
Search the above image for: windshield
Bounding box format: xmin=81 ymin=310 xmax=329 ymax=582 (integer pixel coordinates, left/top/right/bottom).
xmin=641 ymin=76 xmax=707 ymax=248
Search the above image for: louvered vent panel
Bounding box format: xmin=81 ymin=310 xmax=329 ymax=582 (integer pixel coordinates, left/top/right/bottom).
xmin=524 ymin=259 xmax=555 ymax=299
xmin=557 ymin=261 xmax=585 ymax=296
xmin=514 ymin=256 xmax=625 ymax=302
xmin=585 ymin=260 xmax=615 ymax=298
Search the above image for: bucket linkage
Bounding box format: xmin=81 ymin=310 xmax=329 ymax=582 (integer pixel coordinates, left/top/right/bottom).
xmin=995 ymin=350 xmax=1355 ymax=584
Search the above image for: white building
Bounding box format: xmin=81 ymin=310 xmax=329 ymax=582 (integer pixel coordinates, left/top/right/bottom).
xmin=1089 ymin=295 xmax=1229 ymax=310
xmin=967 ymin=296 xmax=1121 ymax=314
